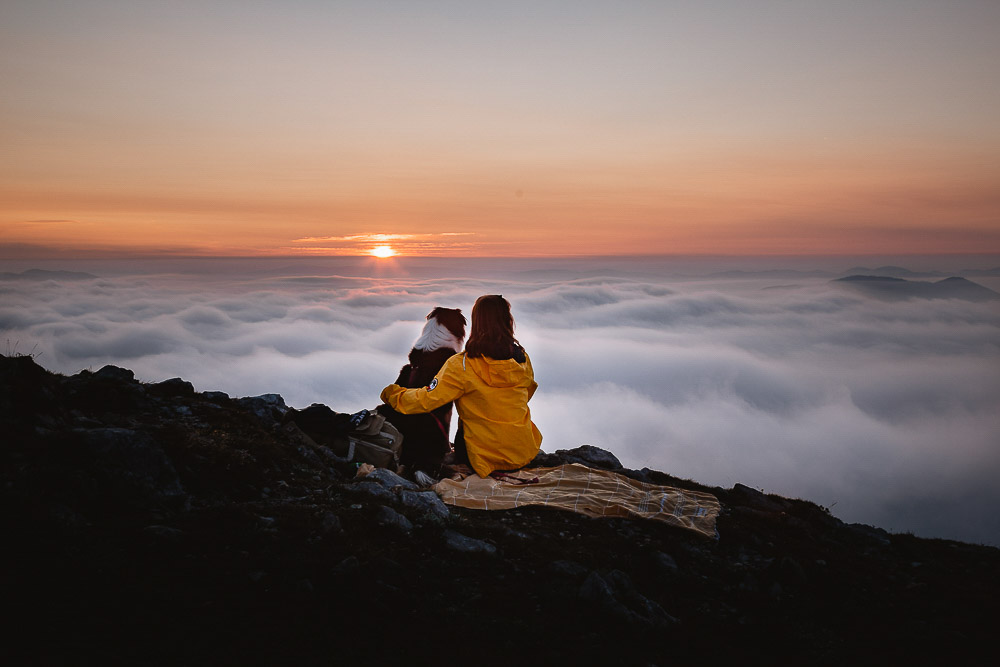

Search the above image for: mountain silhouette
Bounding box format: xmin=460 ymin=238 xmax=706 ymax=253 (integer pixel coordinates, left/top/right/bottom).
xmin=834 ymin=275 xmax=1000 ymax=302
xmin=0 ymin=268 xmax=98 ymax=281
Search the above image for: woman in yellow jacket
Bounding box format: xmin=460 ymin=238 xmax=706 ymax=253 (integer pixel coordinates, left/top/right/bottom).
xmin=380 ymin=295 xmax=542 ymax=478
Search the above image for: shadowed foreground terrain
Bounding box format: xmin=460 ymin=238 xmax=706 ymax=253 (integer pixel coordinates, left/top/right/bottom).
xmin=2 ymin=354 xmax=997 ymax=665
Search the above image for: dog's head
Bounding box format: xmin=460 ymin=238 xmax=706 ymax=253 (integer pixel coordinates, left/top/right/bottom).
xmin=427 ymin=307 xmax=466 ymax=341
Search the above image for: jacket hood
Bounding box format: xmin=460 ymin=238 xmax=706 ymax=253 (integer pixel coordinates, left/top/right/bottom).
xmin=465 ymin=353 xmax=531 ymax=388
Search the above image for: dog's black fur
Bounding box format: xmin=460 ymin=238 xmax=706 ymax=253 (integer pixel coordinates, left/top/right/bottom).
xmin=378 ymin=307 xmax=466 ymax=474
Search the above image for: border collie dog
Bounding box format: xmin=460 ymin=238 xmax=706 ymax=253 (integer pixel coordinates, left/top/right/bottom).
xmin=378 ymin=307 xmax=466 ymax=475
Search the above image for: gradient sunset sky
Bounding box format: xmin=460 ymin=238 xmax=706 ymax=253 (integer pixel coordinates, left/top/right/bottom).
xmin=2 ymin=0 xmax=998 ymax=258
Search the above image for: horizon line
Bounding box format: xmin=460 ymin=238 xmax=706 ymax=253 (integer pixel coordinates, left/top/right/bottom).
xmin=3 ymin=251 xmax=1000 ymax=262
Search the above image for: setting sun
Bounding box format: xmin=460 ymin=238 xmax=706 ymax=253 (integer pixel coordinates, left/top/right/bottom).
xmin=371 ymin=245 xmax=396 ymax=258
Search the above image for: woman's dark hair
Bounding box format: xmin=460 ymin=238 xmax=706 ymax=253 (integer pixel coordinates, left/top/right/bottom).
xmin=464 ymin=294 xmax=524 ymax=361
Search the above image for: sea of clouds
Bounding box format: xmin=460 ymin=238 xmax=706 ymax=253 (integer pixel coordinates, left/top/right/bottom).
xmin=2 ymin=256 xmax=998 ymax=545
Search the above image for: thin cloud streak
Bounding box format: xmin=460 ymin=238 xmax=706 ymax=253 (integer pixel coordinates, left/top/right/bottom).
xmin=284 ymin=232 xmax=483 ymax=256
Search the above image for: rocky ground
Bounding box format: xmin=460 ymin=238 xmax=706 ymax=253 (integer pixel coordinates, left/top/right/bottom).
xmin=2 ymin=354 xmax=997 ymax=666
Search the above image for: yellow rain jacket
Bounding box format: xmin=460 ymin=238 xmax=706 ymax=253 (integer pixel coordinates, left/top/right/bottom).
xmin=380 ymin=352 xmax=542 ymax=478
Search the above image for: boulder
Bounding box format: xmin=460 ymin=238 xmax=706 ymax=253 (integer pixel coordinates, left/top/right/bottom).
xmin=375 ymin=505 xmax=413 ymax=533
xmin=149 ymin=377 xmax=195 ymax=397
xmin=555 ymin=445 xmax=623 ymax=470
xmin=399 ymin=489 xmax=450 ymax=522
xmin=236 ymin=394 xmax=288 ymax=424
xmin=94 ymin=365 xmax=135 ymax=382
xmin=365 ymin=467 xmax=419 ymax=491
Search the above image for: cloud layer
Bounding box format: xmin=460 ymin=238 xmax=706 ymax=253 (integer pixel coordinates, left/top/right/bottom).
xmin=3 ymin=258 xmax=998 ymax=545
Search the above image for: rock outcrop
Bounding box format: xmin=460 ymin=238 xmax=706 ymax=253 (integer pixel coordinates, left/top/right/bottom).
xmin=2 ymin=354 xmax=997 ymax=665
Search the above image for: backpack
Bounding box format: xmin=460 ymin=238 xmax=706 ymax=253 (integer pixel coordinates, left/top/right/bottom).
xmin=282 ymin=405 xmax=404 ymax=472
xmin=343 ymin=409 xmax=404 ymax=471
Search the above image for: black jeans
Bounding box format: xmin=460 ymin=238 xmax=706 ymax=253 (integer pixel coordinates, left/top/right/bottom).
xmin=452 ymin=422 xmax=470 ymax=465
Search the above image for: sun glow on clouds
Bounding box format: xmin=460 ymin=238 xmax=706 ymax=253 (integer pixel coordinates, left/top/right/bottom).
xmin=288 ymin=232 xmax=476 ymax=257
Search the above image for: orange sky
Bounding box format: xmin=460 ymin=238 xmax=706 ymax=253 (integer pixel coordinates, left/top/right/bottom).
xmin=2 ymin=1 xmax=998 ymax=258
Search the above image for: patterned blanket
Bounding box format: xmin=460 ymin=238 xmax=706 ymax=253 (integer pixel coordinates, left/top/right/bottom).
xmin=433 ymin=463 xmax=720 ymax=538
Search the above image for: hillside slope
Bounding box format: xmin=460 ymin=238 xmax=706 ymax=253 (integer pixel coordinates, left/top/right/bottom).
xmin=2 ymin=355 xmax=997 ymax=665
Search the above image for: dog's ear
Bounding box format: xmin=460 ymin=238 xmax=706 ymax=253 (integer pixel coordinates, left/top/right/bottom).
xmin=426 ymin=307 xmax=467 ymax=341
xmin=440 ymin=308 xmax=466 ymax=340
xmin=454 ymin=309 xmax=467 ymax=338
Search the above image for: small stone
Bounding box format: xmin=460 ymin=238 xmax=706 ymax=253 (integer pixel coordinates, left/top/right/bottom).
xmin=550 ymin=560 xmax=589 ymax=578
xmin=739 ymin=573 xmax=761 ymax=594
xmin=375 ymin=505 xmax=413 ymax=533
xmin=651 ymin=551 xmax=679 ymax=573
xmin=142 ymin=525 xmax=184 ymax=541
xmin=580 ymin=570 xmax=676 ymax=629
xmin=319 ymin=512 xmax=341 ymax=535
xmin=501 ymin=527 xmax=531 ymax=540
xmin=631 ymin=468 xmax=653 ymax=482
xmin=350 ymin=481 xmax=396 ymax=503
xmin=443 ymin=530 xmax=496 ymax=555
xmin=332 ymin=556 xmax=360 ymax=577
xmin=365 ymin=468 xmax=419 ymax=491
xmin=399 ymin=489 xmax=450 ymax=521
xmin=296 ymin=445 xmax=323 ymax=467
xmin=316 ymin=446 xmax=347 ymax=463
xmin=580 ymin=571 xmax=616 ymax=604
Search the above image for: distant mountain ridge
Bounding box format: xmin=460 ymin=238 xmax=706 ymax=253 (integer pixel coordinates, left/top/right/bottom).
xmin=841 ymin=265 xmax=1000 ymax=279
xmin=834 ymin=275 xmax=1000 ymax=302
xmin=0 ymin=268 xmax=98 ymax=281
xmin=841 ymin=265 xmax=946 ymax=279
xmin=705 ymin=265 xmax=1000 ymax=281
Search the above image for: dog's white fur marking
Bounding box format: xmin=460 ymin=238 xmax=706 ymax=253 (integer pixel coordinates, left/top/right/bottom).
xmin=413 ymin=317 xmax=464 ymax=352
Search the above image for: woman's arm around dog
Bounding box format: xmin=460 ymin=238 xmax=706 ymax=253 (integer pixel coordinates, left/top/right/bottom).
xmin=380 ymin=354 xmax=466 ymax=415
